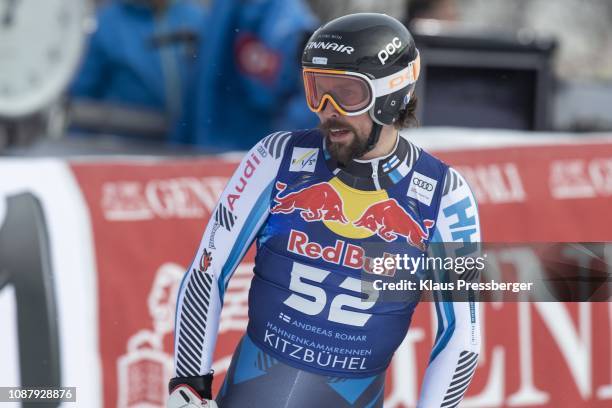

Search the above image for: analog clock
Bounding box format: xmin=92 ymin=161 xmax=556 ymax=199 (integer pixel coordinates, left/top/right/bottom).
xmin=0 ymin=0 xmax=91 ymax=117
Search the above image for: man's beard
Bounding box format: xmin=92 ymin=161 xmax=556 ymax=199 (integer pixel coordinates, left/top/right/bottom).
xmin=319 ymin=119 xmax=370 ymax=165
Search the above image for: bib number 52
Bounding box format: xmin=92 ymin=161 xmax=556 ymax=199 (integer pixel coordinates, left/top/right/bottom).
xmin=283 ymin=262 xmax=379 ymax=327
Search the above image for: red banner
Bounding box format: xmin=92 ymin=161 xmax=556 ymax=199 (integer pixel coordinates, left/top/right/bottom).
xmin=435 ymin=143 xmax=612 ymax=242
xmin=70 ymin=141 xmax=612 ymax=407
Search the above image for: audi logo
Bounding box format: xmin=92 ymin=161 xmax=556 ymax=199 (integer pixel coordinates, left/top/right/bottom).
xmin=413 ymin=178 xmax=434 ymax=191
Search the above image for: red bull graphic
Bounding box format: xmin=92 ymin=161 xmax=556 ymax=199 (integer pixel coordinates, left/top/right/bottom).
xmin=199 ymin=249 xmax=213 ymax=273
xmin=353 ymin=198 xmax=434 ymax=250
xmin=287 ymin=229 xmax=397 ymax=275
xmin=271 ymin=181 xmax=349 ymax=223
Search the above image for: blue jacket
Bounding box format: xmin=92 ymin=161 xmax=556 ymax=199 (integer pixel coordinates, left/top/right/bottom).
xmin=187 ymin=0 xmax=319 ymax=150
xmin=70 ymin=0 xmax=207 ymax=142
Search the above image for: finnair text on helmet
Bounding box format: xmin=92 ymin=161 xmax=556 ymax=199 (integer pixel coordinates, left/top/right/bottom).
xmin=378 ymin=37 xmax=402 ymax=65
xmin=306 ymin=41 xmax=354 ymax=54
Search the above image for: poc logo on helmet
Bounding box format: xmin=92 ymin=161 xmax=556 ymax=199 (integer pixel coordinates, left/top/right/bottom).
xmin=378 ymin=37 xmax=402 ymax=65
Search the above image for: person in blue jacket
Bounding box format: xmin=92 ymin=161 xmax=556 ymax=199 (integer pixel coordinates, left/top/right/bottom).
xmin=186 ymin=0 xmax=319 ymax=151
xmin=70 ymin=0 xmax=206 ymax=142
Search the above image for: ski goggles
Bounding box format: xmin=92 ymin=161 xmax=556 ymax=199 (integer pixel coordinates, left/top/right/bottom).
xmin=303 ymin=69 xmax=374 ymax=116
xmin=303 ymin=53 xmax=420 ymax=116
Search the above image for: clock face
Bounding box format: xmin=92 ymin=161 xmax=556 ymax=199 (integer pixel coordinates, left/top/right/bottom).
xmin=0 ymin=0 xmax=89 ymax=117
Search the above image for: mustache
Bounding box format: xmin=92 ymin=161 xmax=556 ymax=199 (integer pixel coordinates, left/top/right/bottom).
xmin=318 ymin=119 xmax=356 ymax=134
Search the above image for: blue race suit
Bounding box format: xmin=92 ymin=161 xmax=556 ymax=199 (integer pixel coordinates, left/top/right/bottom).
xmin=173 ymin=129 xmax=482 ymax=407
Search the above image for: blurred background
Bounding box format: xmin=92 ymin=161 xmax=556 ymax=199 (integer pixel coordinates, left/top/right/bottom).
xmin=2 ymin=0 xmax=612 ymax=154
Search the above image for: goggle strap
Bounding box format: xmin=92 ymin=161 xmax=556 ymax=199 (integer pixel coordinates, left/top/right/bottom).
xmin=372 ymin=53 xmax=421 ymax=98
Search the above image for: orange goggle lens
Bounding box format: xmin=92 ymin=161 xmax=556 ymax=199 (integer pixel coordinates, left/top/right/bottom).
xmin=303 ymin=70 xmax=373 ymax=115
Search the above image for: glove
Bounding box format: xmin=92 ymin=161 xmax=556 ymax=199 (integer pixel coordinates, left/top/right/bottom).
xmin=168 ymin=385 xmax=218 ymax=407
xmin=168 ymin=373 xmax=218 ymax=408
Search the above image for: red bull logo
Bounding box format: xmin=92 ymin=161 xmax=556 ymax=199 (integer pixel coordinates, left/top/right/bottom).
xmin=287 ymin=229 xmax=397 ymax=275
xmin=199 ymin=249 xmax=212 ymax=273
xmin=271 ymin=181 xmax=349 ymax=223
xmin=272 ymin=180 xmax=433 ymax=251
xmin=353 ymin=198 xmax=434 ymax=251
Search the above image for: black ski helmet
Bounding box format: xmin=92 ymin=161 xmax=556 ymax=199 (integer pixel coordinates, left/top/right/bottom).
xmin=302 ymin=13 xmax=420 ymax=127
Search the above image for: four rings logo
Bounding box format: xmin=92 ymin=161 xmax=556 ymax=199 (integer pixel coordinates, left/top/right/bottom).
xmin=413 ymin=177 xmax=434 ymax=191
xmin=408 ymin=172 xmax=438 ymax=206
